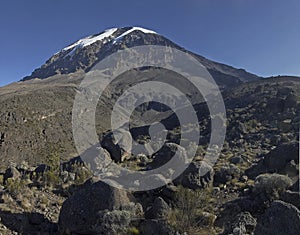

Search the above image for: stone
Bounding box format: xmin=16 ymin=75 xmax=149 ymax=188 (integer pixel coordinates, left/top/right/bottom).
xmin=3 ymin=167 xmax=21 ymax=184
xmin=281 ymin=190 xmax=300 ymax=209
xmin=230 ymin=156 xmax=243 ymax=164
xmin=175 ymin=161 xmax=214 ymax=189
xmin=59 ymin=178 xmax=132 ymax=234
xmin=149 ymin=143 xmax=188 ymax=169
xmin=214 ymin=164 xmax=240 ymax=186
xmin=145 ymin=197 xmax=170 ymax=219
xmin=246 ymin=141 xmax=299 ymax=178
xmin=140 ymin=219 xmax=174 ymax=235
xmin=254 ymin=200 xmax=300 ymax=235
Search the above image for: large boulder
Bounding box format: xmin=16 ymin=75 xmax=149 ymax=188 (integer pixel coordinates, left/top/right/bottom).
xmin=101 ymin=130 xmax=131 ymax=163
xmin=223 ymin=212 xmax=257 ymax=235
xmin=145 ymin=197 xmax=170 ymax=220
xmin=281 ymin=190 xmax=300 ymax=209
xmin=175 ymin=160 xmax=214 ymax=189
xmin=140 ymin=219 xmax=174 ymax=235
xmin=214 ymin=163 xmax=240 ymax=186
xmin=149 ymin=143 xmax=188 ymax=169
xmin=254 ymin=200 xmax=300 ymax=235
xmin=59 ymin=178 xmax=132 ymax=234
xmin=246 ymin=141 xmax=299 ymax=178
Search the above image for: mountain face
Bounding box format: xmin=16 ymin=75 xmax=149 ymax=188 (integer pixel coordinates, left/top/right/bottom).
xmin=0 ymin=26 xmax=298 ymax=170
xmin=0 ymin=26 xmax=299 ymax=235
xmin=22 ymin=26 xmax=259 ymax=89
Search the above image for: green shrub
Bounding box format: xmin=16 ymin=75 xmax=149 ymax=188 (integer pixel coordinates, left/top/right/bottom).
xmin=127 ymin=227 xmax=140 ymax=235
xmin=43 ymin=152 xmax=61 ymax=187
xmin=5 ymin=178 xmax=26 ymax=197
xmin=168 ymin=186 xmax=214 ymax=233
xmin=71 ymin=162 xmax=92 ymax=185
xmin=254 ymin=173 xmax=292 ymax=200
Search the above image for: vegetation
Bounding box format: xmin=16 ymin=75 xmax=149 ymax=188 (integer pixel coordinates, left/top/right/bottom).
xmin=168 ymin=186 xmax=215 ymax=234
xmin=253 ymin=173 xmax=293 ymax=200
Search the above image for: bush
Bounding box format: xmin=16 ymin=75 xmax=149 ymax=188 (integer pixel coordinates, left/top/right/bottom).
xmin=71 ymin=162 xmax=92 ymax=185
xmin=254 ymin=173 xmax=292 ymax=200
xmin=168 ymin=186 xmax=214 ymax=233
xmin=127 ymin=227 xmax=140 ymax=235
xmin=5 ymin=178 xmax=26 ymax=197
xmin=43 ymin=152 xmax=61 ymax=187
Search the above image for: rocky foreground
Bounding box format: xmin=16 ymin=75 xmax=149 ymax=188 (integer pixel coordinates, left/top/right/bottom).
xmin=0 ymin=136 xmax=299 ymax=235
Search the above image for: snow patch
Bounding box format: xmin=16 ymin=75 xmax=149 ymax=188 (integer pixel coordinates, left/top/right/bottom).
xmin=57 ymin=27 xmax=157 ymax=56
xmin=114 ymin=27 xmax=157 ymax=42
xmin=61 ymin=28 xmax=118 ymax=53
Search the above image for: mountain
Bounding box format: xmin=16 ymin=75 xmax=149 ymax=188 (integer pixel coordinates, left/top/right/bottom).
xmin=0 ymin=27 xmax=298 ymax=170
xmin=0 ymin=27 xmax=299 ymax=235
xmin=22 ymin=27 xmax=259 ymax=88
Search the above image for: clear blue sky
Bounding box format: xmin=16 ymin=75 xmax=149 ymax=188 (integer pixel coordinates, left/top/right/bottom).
xmin=1 ymin=0 xmax=299 ymax=87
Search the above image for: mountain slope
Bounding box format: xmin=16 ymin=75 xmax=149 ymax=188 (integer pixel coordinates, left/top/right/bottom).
xmin=1 ymin=26 xmax=297 ymax=169
xmin=22 ymin=27 xmax=260 ymax=89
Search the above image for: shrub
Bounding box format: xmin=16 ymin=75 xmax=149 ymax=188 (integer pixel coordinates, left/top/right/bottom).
xmin=43 ymin=152 xmax=61 ymax=187
xmin=127 ymin=227 xmax=140 ymax=235
xmin=5 ymin=178 xmax=26 ymax=198
xmin=71 ymin=162 xmax=92 ymax=185
xmin=168 ymin=186 xmax=214 ymax=233
xmin=254 ymin=173 xmax=292 ymax=200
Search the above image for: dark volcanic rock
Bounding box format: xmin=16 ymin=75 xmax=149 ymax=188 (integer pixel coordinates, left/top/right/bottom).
xmin=140 ymin=219 xmax=174 ymax=235
xmin=255 ymin=200 xmax=300 ymax=235
xmin=59 ymin=178 xmax=132 ymax=234
xmin=145 ymin=197 xmax=170 ymax=220
xmin=174 ymin=160 xmax=214 ymax=189
xmin=246 ymin=141 xmax=299 ymax=178
xmin=223 ymin=211 xmax=257 ymax=235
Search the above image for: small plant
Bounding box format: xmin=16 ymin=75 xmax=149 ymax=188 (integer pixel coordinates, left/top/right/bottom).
xmin=43 ymin=151 xmax=61 ymax=187
xmin=168 ymin=186 xmax=214 ymax=233
xmin=72 ymin=162 xmax=92 ymax=185
xmin=5 ymin=178 xmax=26 ymax=198
xmin=127 ymin=227 xmax=140 ymax=235
xmin=254 ymin=173 xmax=292 ymax=200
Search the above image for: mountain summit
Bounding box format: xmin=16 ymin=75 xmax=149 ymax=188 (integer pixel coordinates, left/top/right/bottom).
xmin=22 ymin=26 xmax=259 ymax=88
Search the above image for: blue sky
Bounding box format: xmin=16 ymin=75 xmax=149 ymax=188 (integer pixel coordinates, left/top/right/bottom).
xmin=0 ymin=0 xmax=299 ymax=87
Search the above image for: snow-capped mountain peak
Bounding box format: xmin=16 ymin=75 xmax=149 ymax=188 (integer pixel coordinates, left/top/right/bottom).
xmin=62 ymin=28 xmax=118 ymax=52
xmin=60 ymin=27 xmax=157 ymax=54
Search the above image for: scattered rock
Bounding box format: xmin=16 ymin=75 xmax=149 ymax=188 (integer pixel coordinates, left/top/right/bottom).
xmin=175 ymin=161 xmax=214 ymax=189
xmin=246 ymin=141 xmax=299 ymax=178
xmin=214 ymin=164 xmax=240 ymax=186
xmin=230 ymin=156 xmax=243 ymax=164
xmin=59 ymin=178 xmax=132 ymax=234
xmin=140 ymin=219 xmax=174 ymax=235
xmin=145 ymin=197 xmax=170 ymax=219
xmin=3 ymin=167 xmax=21 ymax=184
xmin=255 ymin=200 xmax=300 ymax=235
xmin=281 ymin=190 xmax=300 ymax=209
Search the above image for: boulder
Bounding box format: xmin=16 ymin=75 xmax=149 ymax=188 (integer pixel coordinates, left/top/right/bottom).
xmin=281 ymin=190 xmax=300 ymax=209
xmin=149 ymin=143 xmax=188 ymax=169
xmin=214 ymin=164 xmax=240 ymax=186
xmin=246 ymin=141 xmax=299 ymax=178
xmin=3 ymin=166 xmax=21 ymax=184
xmin=254 ymin=200 xmax=300 ymax=235
xmin=230 ymin=156 xmax=243 ymax=164
xmin=175 ymin=161 xmax=214 ymax=189
xmin=290 ymin=179 xmax=299 ymax=192
xmin=140 ymin=219 xmax=174 ymax=235
xmin=101 ymin=130 xmax=131 ymax=163
xmin=145 ymin=197 xmax=170 ymax=219
xmin=223 ymin=211 xmax=257 ymax=235
xmin=59 ymin=178 xmax=132 ymax=234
